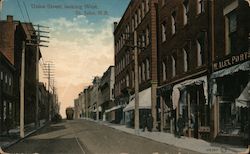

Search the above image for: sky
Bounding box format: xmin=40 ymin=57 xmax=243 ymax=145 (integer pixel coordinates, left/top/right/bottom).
xmin=2 ymin=0 xmax=130 ymax=117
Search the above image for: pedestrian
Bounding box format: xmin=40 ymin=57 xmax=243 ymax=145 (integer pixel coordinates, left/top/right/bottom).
xmin=177 ymin=114 xmax=185 ymax=138
xmin=142 ymin=114 xmax=147 ymax=132
xmin=147 ymin=114 xmax=153 ymax=132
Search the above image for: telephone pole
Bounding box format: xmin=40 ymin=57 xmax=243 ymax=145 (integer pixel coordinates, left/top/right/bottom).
xmin=43 ymin=61 xmax=55 ymax=121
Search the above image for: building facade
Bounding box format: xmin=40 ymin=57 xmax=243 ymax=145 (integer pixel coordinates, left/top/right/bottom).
xmin=99 ymin=66 xmax=115 ymax=122
xmin=114 ymin=0 xmax=159 ymax=128
xmin=210 ymin=0 xmax=250 ymax=145
xmin=0 ymin=52 xmax=15 ymax=134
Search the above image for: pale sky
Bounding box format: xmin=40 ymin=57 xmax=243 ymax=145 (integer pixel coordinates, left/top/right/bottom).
xmin=2 ymin=0 xmax=130 ymax=117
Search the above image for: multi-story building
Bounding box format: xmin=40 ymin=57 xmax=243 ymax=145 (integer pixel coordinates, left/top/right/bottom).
xmin=0 ymin=52 xmax=15 ymax=134
xmin=157 ymin=0 xmax=210 ymax=139
xmin=74 ymin=98 xmax=81 ymax=119
xmin=114 ymin=0 xmax=159 ymax=128
xmin=38 ymin=82 xmax=49 ymax=120
xmin=0 ymin=15 xmax=41 ymax=125
xmin=210 ymin=0 xmax=250 ymax=145
xmin=99 ymin=66 xmax=115 ymax=122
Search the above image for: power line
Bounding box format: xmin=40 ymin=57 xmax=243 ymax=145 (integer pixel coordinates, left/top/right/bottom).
xmin=16 ymin=0 xmax=25 ymax=21
xmin=22 ymin=1 xmax=31 ymax=23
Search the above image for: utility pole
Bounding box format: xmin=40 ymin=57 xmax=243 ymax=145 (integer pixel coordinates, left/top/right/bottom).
xmin=31 ymin=24 xmax=49 ymax=128
xmin=20 ymin=41 xmax=25 ymax=138
xmin=43 ymin=61 xmax=55 ymax=121
xmin=134 ymin=31 xmax=139 ymax=135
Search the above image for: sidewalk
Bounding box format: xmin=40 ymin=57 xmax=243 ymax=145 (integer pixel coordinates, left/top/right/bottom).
xmin=84 ymin=118 xmax=248 ymax=154
xmin=0 ymin=119 xmax=47 ymax=150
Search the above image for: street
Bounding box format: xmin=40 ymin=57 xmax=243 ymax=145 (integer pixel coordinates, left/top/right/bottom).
xmin=6 ymin=119 xmax=200 ymax=154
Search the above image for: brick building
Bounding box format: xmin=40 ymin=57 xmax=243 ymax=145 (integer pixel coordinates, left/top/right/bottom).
xmin=114 ymin=0 xmax=159 ymax=128
xmin=157 ymin=0 xmax=210 ymax=139
xmin=210 ymin=0 xmax=250 ymax=145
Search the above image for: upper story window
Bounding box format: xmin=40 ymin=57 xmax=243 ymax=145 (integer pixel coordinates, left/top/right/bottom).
xmin=146 ymin=0 xmax=149 ymax=13
xmin=171 ymin=53 xmax=177 ymax=77
xmin=141 ymin=2 xmax=145 ymax=18
xmin=132 ymin=18 xmax=135 ymax=31
xmin=146 ymin=59 xmax=150 ymax=80
xmin=183 ymin=0 xmax=189 ymax=25
xmin=139 ymin=65 xmax=142 ymax=84
xmin=135 ymin=13 xmax=138 ymax=28
xmin=146 ymin=26 xmax=150 ymax=46
xmin=162 ymin=21 xmax=167 ymax=42
xmin=126 ymin=74 xmax=129 ymax=87
xmin=171 ymin=11 xmax=177 ymax=35
xmin=0 ymin=71 xmax=3 ymax=80
xmin=183 ymin=48 xmax=189 ymax=72
xmin=142 ymin=62 xmax=145 ymax=81
xmin=9 ymin=77 xmax=12 ymax=86
xmin=5 ymin=74 xmax=8 ymax=84
xmin=131 ymin=70 xmax=135 ymax=88
xmin=225 ymin=11 xmax=237 ymax=54
xmin=197 ymin=32 xmax=206 ymax=66
xmin=162 ymin=61 xmax=166 ymax=81
xmin=142 ymin=31 xmax=146 ymax=47
xmin=197 ymin=0 xmax=205 ymax=15
xmin=138 ymin=8 xmax=141 ymax=24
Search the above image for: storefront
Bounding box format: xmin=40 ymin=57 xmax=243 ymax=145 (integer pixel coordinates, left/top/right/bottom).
xmin=172 ymin=76 xmax=210 ymax=139
xmin=211 ymin=57 xmax=250 ymax=145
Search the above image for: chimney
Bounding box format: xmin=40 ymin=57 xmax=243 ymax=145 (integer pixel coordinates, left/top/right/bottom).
xmin=114 ymin=22 xmax=118 ymax=31
xmin=7 ymin=15 xmax=13 ymax=22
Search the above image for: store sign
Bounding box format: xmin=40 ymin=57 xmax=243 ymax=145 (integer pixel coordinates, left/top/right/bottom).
xmin=213 ymin=51 xmax=250 ymax=71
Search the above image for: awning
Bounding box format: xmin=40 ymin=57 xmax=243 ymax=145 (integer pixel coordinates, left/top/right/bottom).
xmin=123 ymin=87 xmax=151 ymax=112
xmin=105 ymin=105 xmax=122 ymax=113
xmin=236 ymin=81 xmax=250 ymax=107
xmin=172 ymin=76 xmax=208 ymax=109
xmin=211 ymin=61 xmax=250 ymax=79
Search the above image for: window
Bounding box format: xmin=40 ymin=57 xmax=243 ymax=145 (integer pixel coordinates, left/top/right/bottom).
xmin=138 ymin=8 xmax=141 ymax=24
xmin=197 ymin=32 xmax=206 ymax=66
xmin=0 ymin=71 xmax=3 ymax=80
xmin=126 ymin=74 xmax=129 ymax=87
xmin=5 ymin=74 xmax=7 ymax=84
xmin=139 ymin=65 xmax=142 ymax=84
xmin=142 ymin=32 xmax=146 ymax=47
xmin=9 ymin=77 xmax=11 ymax=86
xmin=225 ymin=11 xmax=237 ymax=54
xmin=197 ymin=0 xmax=205 ymax=14
xmin=162 ymin=62 xmax=166 ymax=81
xmin=146 ymin=0 xmax=149 ymax=12
xmin=135 ymin=13 xmax=138 ymax=28
xmin=131 ymin=70 xmax=135 ymax=87
xmin=162 ymin=21 xmax=167 ymax=42
xmin=141 ymin=2 xmax=145 ymax=18
xmin=142 ymin=62 xmax=145 ymax=81
xmin=171 ymin=54 xmax=177 ymax=77
xmin=183 ymin=0 xmax=189 ymax=25
xmin=146 ymin=26 xmax=150 ymax=45
xmin=183 ymin=48 xmax=189 ymax=72
xmin=132 ymin=18 xmax=135 ymax=31
xmin=146 ymin=59 xmax=150 ymax=79
xmin=171 ymin=11 xmax=177 ymax=35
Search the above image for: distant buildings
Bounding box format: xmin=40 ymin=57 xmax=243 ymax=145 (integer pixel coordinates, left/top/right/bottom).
xmin=77 ymin=0 xmax=249 ymax=146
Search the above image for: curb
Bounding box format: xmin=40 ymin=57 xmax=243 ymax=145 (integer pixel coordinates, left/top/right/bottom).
xmin=1 ymin=121 xmax=49 ymax=151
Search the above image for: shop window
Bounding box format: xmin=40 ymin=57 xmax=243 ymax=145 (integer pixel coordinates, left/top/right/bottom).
xmin=171 ymin=11 xmax=177 ymax=35
xmin=197 ymin=0 xmax=205 ymax=14
xmin=197 ymin=32 xmax=206 ymax=66
xmin=162 ymin=21 xmax=167 ymax=42
xmin=162 ymin=61 xmax=166 ymax=81
xmin=183 ymin=0 xmax=189 ymax=25
xmin=225 ymin=11 xmax=237 ymax=54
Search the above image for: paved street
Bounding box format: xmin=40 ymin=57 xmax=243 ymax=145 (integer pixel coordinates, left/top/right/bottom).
xmin=6 ymin=119 xmax=199 ymax=154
